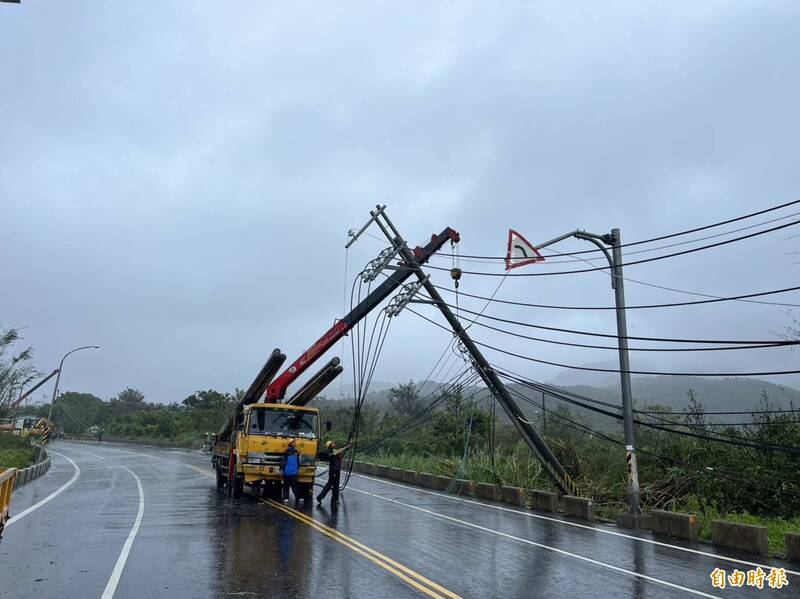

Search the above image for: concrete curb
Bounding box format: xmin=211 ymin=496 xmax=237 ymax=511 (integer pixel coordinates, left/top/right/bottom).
xmin=711 ymin=520 xmax=769 ymax=557
xmin=345 ymin=462 xmax=796 ymax=561
xmin=418 ymin=473 xmax=450 ymax=491
xmin=529 ymin=490 xmax=558 ymax=512
xmin=474 ymin=482 xmax=498 ymax=502
xmin=500 ymin=486 xmax=525 ymax=507
xmin=650 ymin=510 xmax=698 ymax=542
xmin=14 ymin=456 xmax=51 ymax=488
xmin=563 ymin=495 xmax=594 ymax=522
xmin=785 ymin=533 xmax=800 ymax=563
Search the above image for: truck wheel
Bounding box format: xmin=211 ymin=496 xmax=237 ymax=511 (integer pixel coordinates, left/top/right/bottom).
xmin=215 ymin=467 xmax=225 ymax=490
xmin=231 ymin=476 xmax=244 ymax=499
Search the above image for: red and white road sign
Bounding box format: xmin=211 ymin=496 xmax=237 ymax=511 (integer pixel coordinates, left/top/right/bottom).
xmin=505 ymin=229 xmax=545 ymax=270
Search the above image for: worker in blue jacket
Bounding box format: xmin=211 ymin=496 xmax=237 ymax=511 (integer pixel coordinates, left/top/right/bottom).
xmin=281 ymin=439 xmax=301 ymax=504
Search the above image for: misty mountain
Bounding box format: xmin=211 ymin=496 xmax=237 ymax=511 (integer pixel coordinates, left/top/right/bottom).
xmin=317 ymin=375 xmax=800 ymax=430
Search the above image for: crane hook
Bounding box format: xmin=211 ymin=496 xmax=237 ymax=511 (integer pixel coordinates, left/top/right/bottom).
xmin=450 ymin=267 xmax=462 ymax=289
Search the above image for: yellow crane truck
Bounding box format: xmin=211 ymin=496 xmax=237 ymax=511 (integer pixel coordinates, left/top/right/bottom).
xmin=212 ymin=225 xmax=459 ymax=500
xmin=212 ymin=401 xmax=321 ymax=499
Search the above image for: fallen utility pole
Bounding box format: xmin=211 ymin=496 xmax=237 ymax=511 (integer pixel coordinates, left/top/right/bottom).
xmin=371 ymin=206 xmax=579 ymax=497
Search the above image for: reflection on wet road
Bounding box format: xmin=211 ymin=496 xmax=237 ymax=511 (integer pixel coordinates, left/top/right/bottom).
xmin=0 ymin=441 xmax=796 ymax=598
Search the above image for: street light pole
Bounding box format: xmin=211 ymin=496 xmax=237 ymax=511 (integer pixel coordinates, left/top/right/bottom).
xmin=533 ymin=227 xmax=643 ymax=524
xmin=608 ymin=229 xmax=643 ymax=521
xmin=38 ymin=345 xmax=99 ymax=460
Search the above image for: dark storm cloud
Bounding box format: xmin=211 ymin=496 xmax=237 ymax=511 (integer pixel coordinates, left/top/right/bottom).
xmin=1 ymin=2 xmax=798 ymax=403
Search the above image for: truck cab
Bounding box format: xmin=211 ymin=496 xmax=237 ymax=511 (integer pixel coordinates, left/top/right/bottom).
xmin=212 ymin=403 xmax=320 ymax=500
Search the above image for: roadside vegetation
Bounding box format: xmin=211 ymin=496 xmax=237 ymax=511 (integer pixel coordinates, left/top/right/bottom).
xmin=26 ymin=388 xmax=238 ymax=449
xmin=0 ymin=433 xmax=37 ymax=469
xmin=322 ymin=382 xmax=800 ymax=555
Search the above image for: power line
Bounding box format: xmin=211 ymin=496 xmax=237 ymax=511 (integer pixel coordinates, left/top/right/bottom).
xmin=430 ymin=198 xmax=800 ymax=260
xmin=498 ymin=364 xmax=800 ymax=418
xmin=450 ymin=311 xmax=794 ymax=353
xmin=500 ymin=371 xmax=800 ymax=454
xmin=507 ymin=384 xmax=800 ymax=495
xmin=475 ymin=334 xmax=800 ymax=378
xmin=430 ymin=209 xmax=800 ymax=263
xmin=637 ymin=407 xmax=800 ymax=416
xmin=416 ymin=218 xmax=800 ymax=277
xmin=416 ymin=298 xmax=799 ymax=346
xmin=433 ymin=283 xmax=800 ymax=310
xmin=407 ymin=306 xmax=800 ymax=376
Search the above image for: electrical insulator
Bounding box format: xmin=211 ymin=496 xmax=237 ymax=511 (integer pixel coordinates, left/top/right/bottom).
xmin=386 ymin=277 xmax=429 ymax=317
xmin=362 ymin=246 xmax=401 ymax=282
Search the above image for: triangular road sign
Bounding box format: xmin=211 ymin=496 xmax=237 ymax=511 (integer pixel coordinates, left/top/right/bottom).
xmin=505 ymin=229 xmax=545 ymax=270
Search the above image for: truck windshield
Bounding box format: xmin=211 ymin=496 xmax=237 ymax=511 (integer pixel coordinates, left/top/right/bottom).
xmin=249 ymin=409 xmax=317 ymax=438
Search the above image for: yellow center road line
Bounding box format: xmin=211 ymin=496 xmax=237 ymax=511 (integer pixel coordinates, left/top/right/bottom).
xmin=185 ymin=464 xmax=461 ymax=599
xmin=265 ymin=498 xmax=462 ymax=599
xmin=263 ymin=498 xmax=451 ymax=599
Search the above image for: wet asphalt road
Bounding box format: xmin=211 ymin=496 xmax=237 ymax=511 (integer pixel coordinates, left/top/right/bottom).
xmin=0 ymin=441 xmax=797 ymax=598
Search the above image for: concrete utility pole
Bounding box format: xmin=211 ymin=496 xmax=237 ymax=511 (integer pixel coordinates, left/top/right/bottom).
xmin=38 ymin=345 xmax=99 ymax=461
xmin=371 ymin=206 xmax=581 ymax=497
xmin=535 ymin=227 xmax=643 ymax=525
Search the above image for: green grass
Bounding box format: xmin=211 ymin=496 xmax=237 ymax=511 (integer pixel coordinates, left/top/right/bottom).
xmin=359 ymin=449 xmax=553 ymax=490
xmin=682 ymin=495 xmax=800 ymax=555
xmin=0 ymin=434 xmax=37 ymax=469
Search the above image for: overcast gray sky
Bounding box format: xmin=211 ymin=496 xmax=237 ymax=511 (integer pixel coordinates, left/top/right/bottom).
xmin=2 ymin=2 xmax=799 ymax=404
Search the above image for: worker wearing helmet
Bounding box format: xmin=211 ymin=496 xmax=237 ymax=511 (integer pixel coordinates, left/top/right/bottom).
xmin=316 ymin=439 xmax=354 ymax=506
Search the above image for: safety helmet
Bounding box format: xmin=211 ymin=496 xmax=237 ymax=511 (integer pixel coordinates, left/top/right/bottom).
xmin=326 ymin=440 xmax=334 ymax=449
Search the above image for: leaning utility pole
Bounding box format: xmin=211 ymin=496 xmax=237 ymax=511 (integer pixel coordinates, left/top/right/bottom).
xmin=370 ymin=206 xmax=580 ymax=497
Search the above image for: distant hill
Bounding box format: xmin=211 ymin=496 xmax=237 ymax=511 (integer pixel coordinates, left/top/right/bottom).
xmin=560 ymin=376 xmax=800 ymax=413
xmin=317 ymin=375 xmax=800 ymax=429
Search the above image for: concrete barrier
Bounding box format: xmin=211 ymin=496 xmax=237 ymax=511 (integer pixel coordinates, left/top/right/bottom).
xmin=386 ymin=467 xmax=404 ymax=481
xmin=451 ymin=479 xmax=475 ymax=496
xmin=500 ymin=486 xmax=525 ymax=507
xmin=13 ymin=456 xmax=51 ymax=488
xmin=419 ymin=473 xmax=450 ymax=491
xmin=529 ymin=490 xmax=558 ymax=513
xmin=786 ymin=533 xmax=800 ymax=562
xmin=711 ymin=521 xmax=769 ymax=557
xmin=401 ymin=470 xmax=419 ymax=485
xmin=475 ymin=483 xmax=498 ymax=502
xmin=374 ymin=464 xmax=390 ymax=478
xmin=650 ymin=510 xmax=699 ymax=542
xmin=563 ymin=496 xmax=594 ymax=521
xmin=365 ymin=463 xmax=378 ymax=476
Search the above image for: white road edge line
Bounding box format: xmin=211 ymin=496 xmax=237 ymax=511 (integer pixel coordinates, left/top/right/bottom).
xmin=101 ymin=466 xmax=144 ymax=599
xmin=349 ymin=485 xmax=721 ymax=599
xmin=353 ymin=473 xmax=800 ymax=577
xmin=6 ymin=451 xmax=80 ymax=527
